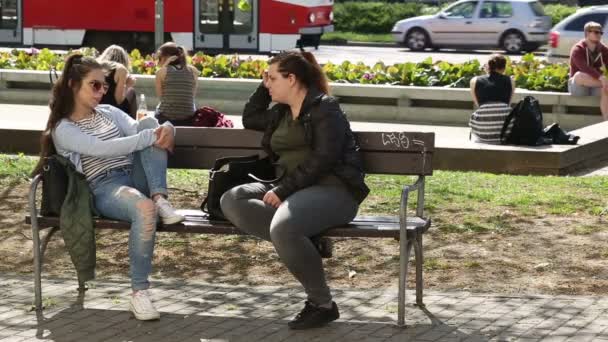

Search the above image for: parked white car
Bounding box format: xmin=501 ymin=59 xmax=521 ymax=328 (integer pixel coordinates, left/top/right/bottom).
xmin=391 ymin=0 xmax=551 ymax=53
xmin=547 ymin=6 xmax=608 ymax=62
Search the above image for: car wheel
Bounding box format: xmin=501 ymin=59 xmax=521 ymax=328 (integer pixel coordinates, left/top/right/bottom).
xmin=524 ymin=42 xmax=540 ymax=53
xmin=405 ymin=29 xmax=428 ymax=51
xmin=502 ymin=31 xmax=525 ymax=54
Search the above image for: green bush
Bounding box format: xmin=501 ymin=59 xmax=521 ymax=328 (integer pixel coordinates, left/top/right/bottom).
xmin=544 ymin=4 xmax=578 ymax=26
xmin=334 ymin=2 xmax=578 ymax=34
xmin=333 ymin=2 xmax=429 ymax=34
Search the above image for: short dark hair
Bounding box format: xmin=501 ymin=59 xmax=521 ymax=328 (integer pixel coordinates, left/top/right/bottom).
xmin=487 ymin=54 xmax=507 ymax=73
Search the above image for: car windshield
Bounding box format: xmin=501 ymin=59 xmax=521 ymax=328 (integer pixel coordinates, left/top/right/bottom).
xmin=529 ymin=2 xmax=545 ymax=16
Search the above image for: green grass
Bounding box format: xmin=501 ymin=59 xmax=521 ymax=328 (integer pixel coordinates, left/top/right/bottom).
xmin=363 ymin=172 xmax=608 ymax=217
xmin=424 ymin=258 xmax=450 ymax=271
xmin=570 ymin=225 xmax=607 ymax=235
xmin=0 ymin=154 xmax=36 ymax=183
xmin=321 ymin=31 xmax=394 ymax=44
xmin=5 ymin=154 xmax=608 ymax=235
xmin=464 ymin=261 xmax=482 ymax=269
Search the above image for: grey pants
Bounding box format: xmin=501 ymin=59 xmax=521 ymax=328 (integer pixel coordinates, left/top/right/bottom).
xmin=220 ymin=182 xmax=359 ymax=305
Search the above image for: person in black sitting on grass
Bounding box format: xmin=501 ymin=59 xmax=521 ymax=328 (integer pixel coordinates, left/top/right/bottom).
xmin=220 ymin=51 xmax=369 ymax=330
xmin=469 ymin=54 xmax=516 ymax=144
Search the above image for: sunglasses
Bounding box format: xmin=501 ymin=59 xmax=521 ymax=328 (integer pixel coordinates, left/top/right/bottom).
xmin=589 ymin=30 xmax=604 ymax=35
xmin=89 ymin=80 xmax=109 ymax=93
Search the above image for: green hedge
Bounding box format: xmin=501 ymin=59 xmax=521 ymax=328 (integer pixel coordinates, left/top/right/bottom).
xmin=333 ymin=2 xmax=439 ymax=34
xmin=543 ymin=4 xmax=578 ymax=26
xmin=334 ymin=2 xmax=578 ymax=34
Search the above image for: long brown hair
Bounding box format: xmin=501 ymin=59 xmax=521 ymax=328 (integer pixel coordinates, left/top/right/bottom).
xmin=157 ymin=42 xmax=187 ymax=69
xmin=32 ymin=53 xmax=103 ymax=175
xmin=269 ymin=51 xmax=329 ymax=94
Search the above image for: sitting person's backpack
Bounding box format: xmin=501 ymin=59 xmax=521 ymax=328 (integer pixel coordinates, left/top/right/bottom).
xmin=500 ymin=96 xmax=545 ymax=146
xmin=192 ymin=106 xmax=234 ymax=128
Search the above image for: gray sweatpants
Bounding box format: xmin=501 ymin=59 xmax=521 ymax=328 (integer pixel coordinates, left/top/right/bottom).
xmin=220 ymin=182 xmax=359 ymax=305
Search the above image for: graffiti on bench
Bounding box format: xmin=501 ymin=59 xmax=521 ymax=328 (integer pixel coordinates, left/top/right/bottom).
xmin=381 ymin=132 xmax=426 ymax=150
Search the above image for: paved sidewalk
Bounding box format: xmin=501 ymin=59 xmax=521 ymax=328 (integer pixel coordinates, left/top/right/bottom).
xmin=0 ymin=274 xmax=607 ymax=341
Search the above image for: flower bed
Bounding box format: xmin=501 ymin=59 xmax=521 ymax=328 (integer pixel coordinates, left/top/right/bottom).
xmin=0 ymin=48 xmax=585 ymax=92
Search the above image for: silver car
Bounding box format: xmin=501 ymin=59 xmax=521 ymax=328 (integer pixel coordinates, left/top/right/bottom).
xmin=547 ymin=6 xmax=608 ymax=62
xmin=391 ymin=0 xmax=551 ymax=53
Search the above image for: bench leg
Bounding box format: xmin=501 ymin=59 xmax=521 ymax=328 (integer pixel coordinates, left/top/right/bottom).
xmin=32 ymin=226 xmax=59 ymax=311
xmin=32 ymin=221 xmax=42 ymax=311
xmin=414 ymin=233 xmax=424 ymax=307
xmin=398 ymin=237 xmax=414 ymax=327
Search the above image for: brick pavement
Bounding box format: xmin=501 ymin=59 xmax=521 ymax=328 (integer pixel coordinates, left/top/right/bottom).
xmin=0 ymin=274 xmax=606 ymax=342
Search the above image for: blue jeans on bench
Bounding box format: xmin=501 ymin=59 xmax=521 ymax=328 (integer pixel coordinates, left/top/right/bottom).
xmin=89 ymin=117 xmax=168 ymax=291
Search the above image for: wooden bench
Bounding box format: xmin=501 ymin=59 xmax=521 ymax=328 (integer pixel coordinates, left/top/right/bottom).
xmin=26 ymin=127 xmax=434 ymax=326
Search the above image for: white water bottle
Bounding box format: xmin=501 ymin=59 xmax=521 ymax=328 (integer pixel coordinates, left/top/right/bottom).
xmin=137 ymin=94 xmax=148 ymax=120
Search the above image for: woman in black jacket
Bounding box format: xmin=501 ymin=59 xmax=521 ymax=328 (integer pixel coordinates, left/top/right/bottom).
xmin=220 ymin=51 xmax=369 ymax=330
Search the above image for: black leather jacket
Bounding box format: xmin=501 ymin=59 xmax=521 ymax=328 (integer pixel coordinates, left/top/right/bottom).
xmin=243 ymin=83 xmax=370 ymax=204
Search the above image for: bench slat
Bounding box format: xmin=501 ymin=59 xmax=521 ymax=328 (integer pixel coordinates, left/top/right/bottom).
xmin=175 ymin=128 xmax=435 ymax=153
xmin=169 ymin=148 xmax=433 ymax=175
xmin=25 ymin=210 xmax=430 ymax=239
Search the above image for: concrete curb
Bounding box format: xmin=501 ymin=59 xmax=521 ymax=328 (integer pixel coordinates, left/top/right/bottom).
xmin=0 ymin=69 xmax=602 ymax=130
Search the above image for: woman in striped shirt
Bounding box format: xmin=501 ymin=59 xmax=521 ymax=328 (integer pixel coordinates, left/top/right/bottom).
xmin=154 ymin=42 xmax=199 ymax=125
xmin=35 ymin=53 xmax=184 ymax=321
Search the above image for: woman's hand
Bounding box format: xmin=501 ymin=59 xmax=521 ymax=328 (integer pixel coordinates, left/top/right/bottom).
xmin=262 ymin=190 xmax=282 ymax=208
xmin=154 ymin=126 xmax=175 ymax=153
xmin=161 ymin=55 xmax=178 ymax=68
xmin=262 ymin=69 xmax=269 ymax=88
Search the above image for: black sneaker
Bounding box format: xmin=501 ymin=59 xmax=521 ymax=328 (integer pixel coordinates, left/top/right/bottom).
xmin=310 ymin=236 xmax=333 ymax=258
xmin=288 ymin=301 xmax=340 ymax=330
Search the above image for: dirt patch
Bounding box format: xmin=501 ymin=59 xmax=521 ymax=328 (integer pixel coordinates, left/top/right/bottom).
xmin=1 ymin=180 xmax=607 ymax=296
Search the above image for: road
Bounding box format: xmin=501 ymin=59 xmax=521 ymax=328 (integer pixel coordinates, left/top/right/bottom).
xmin=1 ymin=44 xmax=546 ymax=66
xmin=308 ymin=44 xmax=546 ymax=65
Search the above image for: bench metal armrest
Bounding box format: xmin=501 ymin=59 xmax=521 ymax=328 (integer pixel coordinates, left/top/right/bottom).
xmin=400 ymin=175 xmax=426 ymax=224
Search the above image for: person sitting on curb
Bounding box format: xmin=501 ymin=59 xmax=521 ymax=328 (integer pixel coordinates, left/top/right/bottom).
xmin=154 ymin=42 xmax=199 ymax=126
xmin=569 ymin=21 xmax=608 ymax=120
xmin=469 ymin=54 xmax=515 ymax=144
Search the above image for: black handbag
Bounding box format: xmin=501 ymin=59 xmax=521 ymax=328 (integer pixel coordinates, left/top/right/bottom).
xmin=40 ymin=155 xmax=69 ymax=217
xmin=201 ymin=154 xmax=284 ymax=220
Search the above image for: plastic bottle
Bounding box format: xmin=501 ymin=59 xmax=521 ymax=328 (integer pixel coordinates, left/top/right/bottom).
xmin=137 ymin=94 xmax=148 ymax=120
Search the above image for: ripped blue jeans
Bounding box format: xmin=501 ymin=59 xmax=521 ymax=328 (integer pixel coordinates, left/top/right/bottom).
xmin=89 ymin=117 xmax=167 ymax=290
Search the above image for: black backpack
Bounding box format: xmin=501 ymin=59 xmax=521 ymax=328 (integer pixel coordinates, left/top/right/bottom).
xmin=500 ymin=96 xmax=545 ymax=146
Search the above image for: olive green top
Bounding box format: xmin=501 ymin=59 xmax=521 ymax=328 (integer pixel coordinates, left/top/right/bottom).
xmin=270 ymin=114 xmax=342 ymax=186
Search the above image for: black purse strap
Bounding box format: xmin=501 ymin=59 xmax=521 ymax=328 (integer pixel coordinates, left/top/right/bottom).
xmin=200 ymin=196 xmax=209 ymax=213
xmin=500 ymin=105 xmax=517 ymax=144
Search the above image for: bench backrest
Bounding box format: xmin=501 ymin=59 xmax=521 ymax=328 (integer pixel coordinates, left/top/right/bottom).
xmin=173 ymin=128 xmax=434 ymax=175
xmin=0 ymin=127 xmax=434 ymax=175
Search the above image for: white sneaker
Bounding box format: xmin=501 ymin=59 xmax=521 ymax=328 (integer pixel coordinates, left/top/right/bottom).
xmin=155 ymin=197 xmax=185 ymax=225
xmin=129 ymin=290 xmax=160 ymax=321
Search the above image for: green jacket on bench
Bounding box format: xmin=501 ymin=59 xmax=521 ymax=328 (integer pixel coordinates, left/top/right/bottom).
xmin=54 ymin=155 xmax=96 ymax=284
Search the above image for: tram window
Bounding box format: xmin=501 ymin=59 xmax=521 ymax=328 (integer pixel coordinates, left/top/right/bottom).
xmin=233 ymin=0 xmax=253 ymax=34
xmin=0 ymin=0 xmax=18 ymax=30
xmin=200 ymin=0 xmax=219 ymax=33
